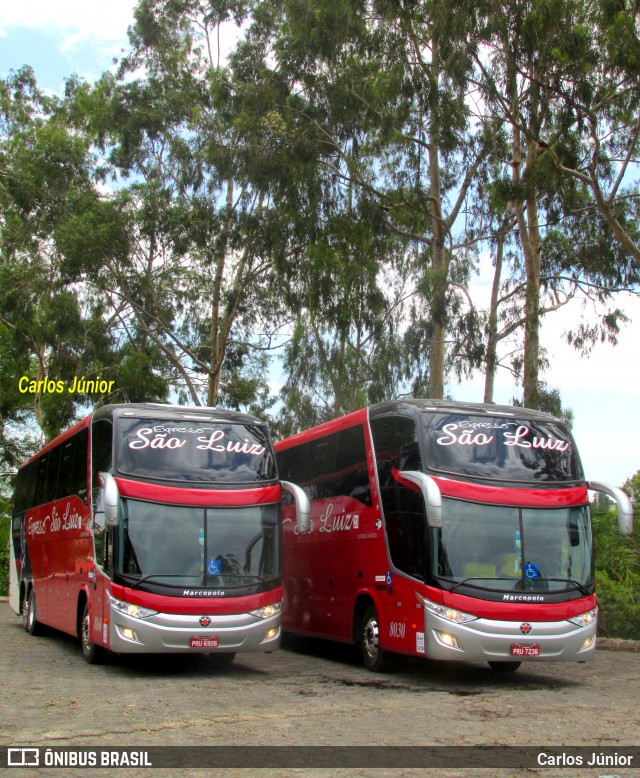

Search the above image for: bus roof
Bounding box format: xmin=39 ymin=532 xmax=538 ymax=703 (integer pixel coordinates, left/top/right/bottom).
xmin=368 ymin=399 xmax=565 ymax=424
xmin=19 ymin=403 xmax=268 ymax=470
xmin=275 ymin=399 xmax=567 ymax=451
xmin=92 ymin=402 xmax=267 ymax=427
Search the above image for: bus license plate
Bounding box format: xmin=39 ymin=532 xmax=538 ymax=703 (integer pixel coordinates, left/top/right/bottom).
xmin=511 ymin=643 xmax=540 ymax=657
xmin=190 ymin=636 xmax=220 ymax=649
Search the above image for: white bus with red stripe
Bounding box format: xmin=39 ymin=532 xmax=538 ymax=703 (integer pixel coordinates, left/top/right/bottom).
xmin=275 ymin=400 xmax=632 ymax=672
xmin=9 ymin=403 xmax=308 ymax=664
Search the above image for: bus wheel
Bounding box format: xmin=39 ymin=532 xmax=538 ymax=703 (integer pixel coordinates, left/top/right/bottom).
xmin=488 ymin=661 xmax=521 ymax=672
xmin=21 ymin=590 xmax=29 ymax=631
xmin=81 ymin=603 xmax=104 ymax=664
xmin=24 ymin=590 xmax=42 ymax=636
xmin=360 ymin=606 xmax=390 ymax=673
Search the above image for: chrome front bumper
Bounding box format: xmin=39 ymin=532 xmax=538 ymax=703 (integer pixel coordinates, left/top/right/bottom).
xmin=108 ymin=607 xmax=281 ymax=654
xmin=424 ymin=612 xmax=597 ymax=663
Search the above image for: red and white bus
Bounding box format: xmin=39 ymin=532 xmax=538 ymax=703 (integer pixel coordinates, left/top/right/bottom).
xmin=275 ymin=400 xmax=633 ymax=672
xmin=9 ymin=403 xmax=308 ymax=663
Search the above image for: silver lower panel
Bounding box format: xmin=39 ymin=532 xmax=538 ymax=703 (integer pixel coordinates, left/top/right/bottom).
xmin=424 ymin=612 xmax=596 ymax=663
xmin=109 ymin=606 xmax=281 ymax=654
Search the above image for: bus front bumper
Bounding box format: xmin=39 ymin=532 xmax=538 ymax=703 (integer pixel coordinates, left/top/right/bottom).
xmin=424 ymin=612 xmax=597 ymax=663
xmin=108 ymin=604 xmax=282 ymax=654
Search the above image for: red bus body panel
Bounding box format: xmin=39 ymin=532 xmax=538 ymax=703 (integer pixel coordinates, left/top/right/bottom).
xmin=12 ymin=404 xmax=286 ymax=659
xmin=23 ymin=484 xmax=282 ymax=642
xmin=277 ymin=412 xmax=596 ymax=664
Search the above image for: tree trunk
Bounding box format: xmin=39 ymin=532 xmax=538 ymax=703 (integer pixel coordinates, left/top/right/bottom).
xmin=427 ymin=38 xmax=447 ymax=400
xmin=509 ymin=44 xmax=542 ymax=410
xmin=522 ymin=150 xmax=542 ymax=410
xmin=484 ymin=231 xmax=505 ymax=404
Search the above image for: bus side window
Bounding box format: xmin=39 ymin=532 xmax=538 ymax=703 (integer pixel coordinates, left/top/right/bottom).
xmin=303 ymin=426 xmax=371 ymax=505
xmin=306 ymin=435 xmax=338 ymax=500
xmin=36 ymin=452 xmax=58 ymax=506
xmin=370 ymin=415 xmax=427 ymax=581
xmin=14 ymin=461 xmax=36 ymax=515
xmin=58 ymin=429 xmax=89 ymax=504
xmin=91 ymin=420 xmax=113 ymax=506
xmin=91 ymin=419 xmax=114 ymax=575
xmin=277 ymin=443 xmax=308 ymax=505
xmin=333 ymin=426 xmax=371 ymax=505
xmin=73 ymin=429 xmax=89 ymax=503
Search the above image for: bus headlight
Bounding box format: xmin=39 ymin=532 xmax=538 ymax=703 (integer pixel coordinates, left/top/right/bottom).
xmin=109 ymin=596 xmax=157 ymax=620
xmin=418 ymin=594 xmax=478 ymax=624
xmin=568 ymin=607 xmax=598 ymax=627
xmin=249 ymin=602 xmax=282 ymax=619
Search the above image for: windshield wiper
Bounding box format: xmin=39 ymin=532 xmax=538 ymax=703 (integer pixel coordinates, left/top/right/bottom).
xmin=442 ymin=576 xmax=506 ymax=592
xmin=118 ymin=573 xmax=200 ymax=590
xmin=543 ymin=577 xmax=591 ymax=596
xmin=118 ymin=572 xmax=270 ymax=591
xmin=440 ymin=575 xmax=590 ymax=596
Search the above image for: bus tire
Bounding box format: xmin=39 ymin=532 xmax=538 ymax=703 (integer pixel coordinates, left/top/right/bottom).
xmin=360 ymin=605 xmax=390 ymax=673
xmin=24 ymin=590 xmax=43 ymax=636
xmin=488 ymin=661 xmax=521 ymax=672
xmin=81 ymin=603 xmax=104 ymax=664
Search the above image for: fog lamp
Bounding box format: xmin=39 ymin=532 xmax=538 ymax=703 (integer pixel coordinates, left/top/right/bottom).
xmin=118 ymin=626 xmax=140 ymax=642
xmin=264 ymin=627 xmax=279 ymax=641
xmin=580 ymin=635 xmax=595 ymax=652
xmin=435 ymin=631 xmax=460 ymax=650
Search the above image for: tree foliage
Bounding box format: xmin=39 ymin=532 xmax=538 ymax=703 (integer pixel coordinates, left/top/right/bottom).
xmin=1 ymin=68 xmax=115 ymax=445
xmin=0 ymin=1 xmax=639 ymax=462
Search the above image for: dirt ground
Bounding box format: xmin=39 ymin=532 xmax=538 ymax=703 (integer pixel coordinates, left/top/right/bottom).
xmin=1 ymin=602 xmax=638 ymax=778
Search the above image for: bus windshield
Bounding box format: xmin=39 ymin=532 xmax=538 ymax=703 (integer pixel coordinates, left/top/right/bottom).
xmin=117 ymin=500 xmax=280 ymax=589
xmin=423 ymin=413 xmax=583 ymax=483
xmin=117 ymin=418 xmax=277 ymax=484
xmin=432 ymin=500 xmax=594 ymax=594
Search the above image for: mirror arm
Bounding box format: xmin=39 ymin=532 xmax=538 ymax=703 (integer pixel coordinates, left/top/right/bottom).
xmin=281 ymin=480 xmax=311 ymax=534
xmin=398 ymin=470 xmax=443 ymax=528
xmin=98 ymin=472 xmax=120 ymax=527
xmin=588 ymin=481 xmax=633 ymax=535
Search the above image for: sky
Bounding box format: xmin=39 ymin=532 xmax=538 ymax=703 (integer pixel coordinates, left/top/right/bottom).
xmin=2 ymin=1 xmax=639 ymax=489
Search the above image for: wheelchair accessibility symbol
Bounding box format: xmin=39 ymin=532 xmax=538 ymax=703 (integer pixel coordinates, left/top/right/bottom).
xmin=208 ymin=559 xmax=222 ymax=575
xmin=524 ymin=562 xmax=541 ymax=579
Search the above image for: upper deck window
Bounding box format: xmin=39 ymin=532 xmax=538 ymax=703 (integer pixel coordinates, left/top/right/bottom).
xmin=424 ymin=414 xmax=583 ymax=484
xmin=117 ymin=418 xmax=277 ymax=484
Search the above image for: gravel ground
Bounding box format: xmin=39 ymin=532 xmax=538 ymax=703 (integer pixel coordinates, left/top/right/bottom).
xmin=1 ymin=602 xmax=638 ymax=778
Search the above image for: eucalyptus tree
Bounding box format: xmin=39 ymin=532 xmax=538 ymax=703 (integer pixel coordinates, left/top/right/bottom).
xmin=232 ymin=0 xmax=500 ymax=403
xmin=275 ymin=196 xmax=419 ymax=434
xmin=0 ymin=67 xmax=129 ymax=444
xmin=475 ymin=0 xmax=640 ymax=408
xmin=77 ymin=0 xmax=293 ymax=410
xmin=524 ymin=0 xmax=640 ymax=264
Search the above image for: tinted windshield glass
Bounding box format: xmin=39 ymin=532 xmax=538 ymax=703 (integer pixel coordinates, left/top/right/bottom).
xmin=424 ymin=414 xmax=582 ymax=483
xmin=118 ymin=499 xmax=279 ymax=588
xmin=117 ymin=418 xmax=277 ymax=483
xmin=432 ymin=499 xmax=593 ymax=594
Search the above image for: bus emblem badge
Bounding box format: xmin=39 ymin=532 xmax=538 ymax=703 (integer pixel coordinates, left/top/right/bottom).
xmin=520 ymin=623 xmax=532 ymax=635
xmin=199 ymin=616 xmax=212 ymax=627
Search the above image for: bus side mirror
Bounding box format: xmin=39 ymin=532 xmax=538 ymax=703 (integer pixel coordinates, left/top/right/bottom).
xmin=99 ymin=472 xmax=120 ymax=527
xmin=588 ymin=481 xmax=633 ymax=535
xmin=281 ymin=481 xmax=310 ymax=533
xmin=398 ymin=470 xmax=443 ymax=528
